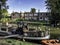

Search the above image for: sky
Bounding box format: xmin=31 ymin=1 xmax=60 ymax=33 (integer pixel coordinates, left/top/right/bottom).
xmin=7 ymin=0 xmax=47 ymax=14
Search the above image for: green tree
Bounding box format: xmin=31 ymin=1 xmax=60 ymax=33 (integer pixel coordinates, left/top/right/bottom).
xmin=30 ymin=8 xmax=36 ymax=20
xmin=30 ymin=8 xmax=36 ymax=13
xmin=46 ymin=0 xmax=60 ymax=27
xmin=0 ymin=0 xmax=8 ymax=19
xmin=2 ymin=9 xmax=8 ymax=17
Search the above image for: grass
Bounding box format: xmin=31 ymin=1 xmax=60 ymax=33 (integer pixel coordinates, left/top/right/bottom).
xmin=0 ymin=39 xmax=37 ymax=45
xmin=50 ymin=27 xmax=60 ymax=39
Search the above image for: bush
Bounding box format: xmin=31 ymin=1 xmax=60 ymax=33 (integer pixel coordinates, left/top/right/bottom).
xmin=0 ymin=18 xmax=10 ymax=23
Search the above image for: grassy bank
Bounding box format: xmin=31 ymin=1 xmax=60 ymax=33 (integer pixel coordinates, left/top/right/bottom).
xmin=50 ymin=27 xmax=60 ymax=39
xmin=0 ymin=39 xmax=37 ymax=45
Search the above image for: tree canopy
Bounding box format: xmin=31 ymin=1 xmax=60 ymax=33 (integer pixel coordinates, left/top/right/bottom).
xmin=0 ymin=0 xmax=8 ymax=19
xmin=30 ymin=8 xmax=36 ymax=13
xmin=46 ymin=0 xmax=60 ymax=26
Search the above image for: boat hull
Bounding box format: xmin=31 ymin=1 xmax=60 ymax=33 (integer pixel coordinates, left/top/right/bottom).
xmin=23 ymin=35 xmax=50 ymax=40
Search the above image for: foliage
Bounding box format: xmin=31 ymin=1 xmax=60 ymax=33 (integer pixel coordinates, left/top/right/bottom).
xmin=30 ymin=8 xmax=36 ymax=13
xmin=2 ymin=9 xmax=8 ymax=17
xmin=0 ymin=18 xmax=10 ymax=23
xmin=45 ymin=0 xmax=60 ymax=26
xmin=0 ymin=39 xmax=35 ymax=45
xmin=0 ymin=0 xmax=8 ymax=19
